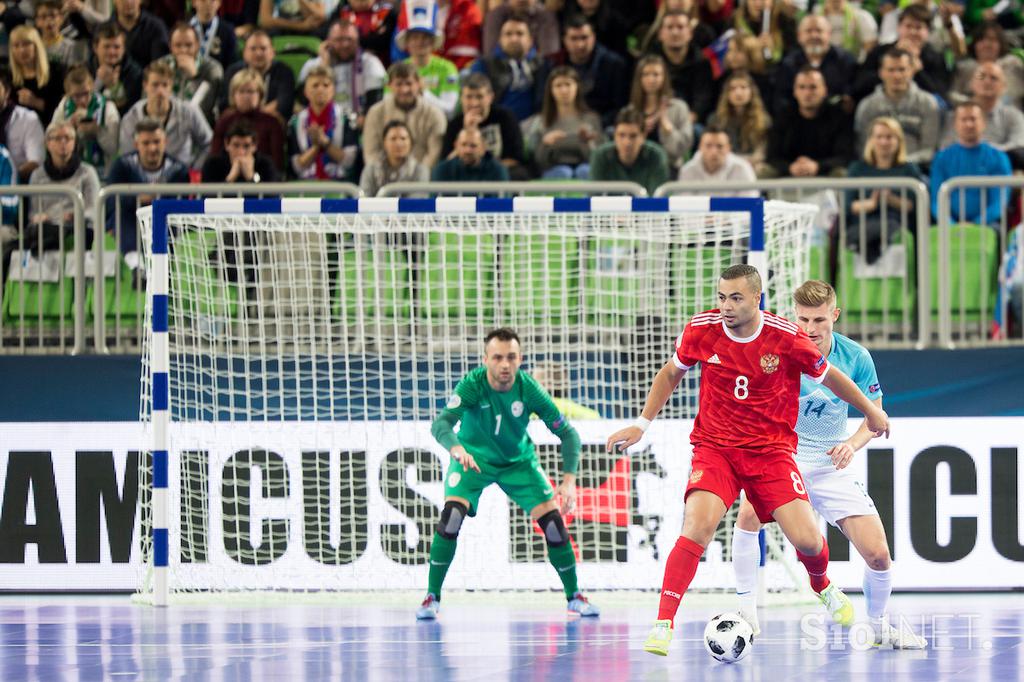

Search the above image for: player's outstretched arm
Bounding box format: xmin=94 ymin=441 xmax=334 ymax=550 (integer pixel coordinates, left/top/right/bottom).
xmin=828 ymin=397 xmax=884 ymax=469
xmin=822 ymin=368 xmax=890 ymax=438
xmin=605 ymin=359 xmax=687 ymax=452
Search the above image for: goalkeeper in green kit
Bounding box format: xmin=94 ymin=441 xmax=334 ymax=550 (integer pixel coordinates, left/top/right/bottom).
xmin=416 ymin=328 xmax=601 ymax=619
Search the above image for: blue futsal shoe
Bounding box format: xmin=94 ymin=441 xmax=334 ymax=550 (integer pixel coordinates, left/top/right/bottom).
xmin=567 ymin=592 xmax=600 ymax=617
xmin=416 ymin=593 xmax=440 ymax=620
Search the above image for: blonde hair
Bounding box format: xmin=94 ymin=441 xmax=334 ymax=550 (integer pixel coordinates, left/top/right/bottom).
xmin=229 ymin=68 xmax=267 ymax=102
xmin=794 ymin=280 xmax=837 ymax=309
xmin=304 ymin=65 xmax=335 ymax=87
xmin=10 ymin=25 xmax=50 ymax=88
xmin=863 ymin=116 xmax=908 ymax=166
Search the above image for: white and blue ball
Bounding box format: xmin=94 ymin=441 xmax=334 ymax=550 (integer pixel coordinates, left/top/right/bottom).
xmin=703 ymin=612 xmax=754 ymax=663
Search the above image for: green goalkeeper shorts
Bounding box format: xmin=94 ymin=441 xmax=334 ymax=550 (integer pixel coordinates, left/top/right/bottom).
xmin=444 ymin=455 xmax=555 ymax=516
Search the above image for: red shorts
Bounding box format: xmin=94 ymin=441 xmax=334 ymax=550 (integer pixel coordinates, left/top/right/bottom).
xmin=684 ymin=444 xmax=809 ymax=523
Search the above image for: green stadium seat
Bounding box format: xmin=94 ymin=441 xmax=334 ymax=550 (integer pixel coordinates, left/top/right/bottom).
xmin=420 ymin=232 xmax=496 ymax=323
xmin=929 ymin=224 xmax=999 ymax=325
xmin=835 ymin=229 xmax=916 ymax=325
xmin=501 ymin=233 xmax=580 ymax=325
xmin=84 ymin=233 xmax=143 ymax=323
xmin=2 ymin=240 xmax=74 ymax=325
xmin=807 ymin=243 xmax=827 ymax=283
xmin=271 ymin=35 xmax=319 ymax=82
xmin=667 ymin=246 xmax=736 ymax=324
xmin=172 ymin=230 xmax=240 ymax=318
xmin=336 ymin=241 xmax=411 ymax=322
xmin=584 ymin=237 xmax=646 ymax=326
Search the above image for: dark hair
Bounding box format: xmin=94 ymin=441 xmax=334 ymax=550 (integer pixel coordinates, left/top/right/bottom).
xmin=898 ymin=5 xmax=931 ymax=27
xmin=954 ymin=100 xmax=982 ymax=116
xmin=562 ymin=14 xmax=593 ymax=36
xmin=34 ymin=0 xmax=62 ymax=13
xmin=540 ymin=65 xmax=588 ymax=127
xmin=615 ymin=105 xmax=646 ymax=129
xmin=381 ymin=119 xmax=412 ymax=141
xmin=882 ymin=46 xmax=911 ymax=63
xmin=134 ymin=117 xmax=165 ymax=136
xmin=720 ymin=263 xmax=762 ymax=292
xmin=170 ymin=21 xmax=200 ymax=41
xmin=92 ymin=21 xmax=125 ymax=45
xmin=225 ymin=121 xmax=256 ymax=143
xmin=462 ymin=72 xmax=493 ymax=93
xmin=500 ymin=12 xmax=532 ymax=33
xmin=485 ymin=328 xmax=521 ymax=346
xmin=0 ymin=68 xmax=12 ymax=93
xmin=629 ymin=55 xmax=673 ymax=111
xmin=701 ymin=123 xmax=729 ymax=138
xmin=329 ymin=18 xmax=356 ymax=34
xmin=387 ymin=61 xmax=419 ymax=83
xmin=969 ymin=20 xmax=1009 ymax=59
xmin=796 ymin=64 xmax=823 ymax=79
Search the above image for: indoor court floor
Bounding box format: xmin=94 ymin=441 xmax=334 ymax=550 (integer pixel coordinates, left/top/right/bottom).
xmin=0 ymin=592 xmax=1021 ymax=681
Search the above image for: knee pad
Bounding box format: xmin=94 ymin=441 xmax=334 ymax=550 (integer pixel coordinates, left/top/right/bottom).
xmin=537 ymin=510 xmax=570 ymax=547
xmin=437 ymin=500 xmax=468 ymax=539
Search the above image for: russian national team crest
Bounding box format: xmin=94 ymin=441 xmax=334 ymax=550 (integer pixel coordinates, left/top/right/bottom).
xmin=760 ymin=353 xmax=780 ymax=374
xmin=689 ymin=469 xmax=703 ymax=484
xmin=511 ymin=401 xmax=524 ymax=417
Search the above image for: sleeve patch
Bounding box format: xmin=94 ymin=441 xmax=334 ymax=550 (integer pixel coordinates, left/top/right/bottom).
xmin=551 ymin=415 xmax=565 ymax=430
xmin=869 ymin=383 xmax=881 ymax=394
xmin=814 ymin=355 xmax=826 ymax=370
xmin=446 ymin=394 xmax=462 ymax=409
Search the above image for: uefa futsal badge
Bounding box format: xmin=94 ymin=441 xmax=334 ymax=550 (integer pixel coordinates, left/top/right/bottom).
xmin=448 ymin=472 xmax=461 ymax=486
xmin=511 ymin=401 xmax=524 ymax=417
xmin=689 ymin=469 xmax=703 ymax=484
xmin=760 ymin=353 xmax=780 ymax=374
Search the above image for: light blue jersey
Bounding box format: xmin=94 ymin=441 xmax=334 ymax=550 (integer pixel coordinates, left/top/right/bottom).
xmin=794 ymin=332 xmax=882 ymax=467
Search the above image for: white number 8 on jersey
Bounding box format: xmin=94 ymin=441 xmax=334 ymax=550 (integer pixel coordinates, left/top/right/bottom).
xmin=734 ymin=375 xmax=749 ymax=400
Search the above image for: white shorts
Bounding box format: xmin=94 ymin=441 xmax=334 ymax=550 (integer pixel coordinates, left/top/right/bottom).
xmin=799 ymin=463 xmax=878 ymax=528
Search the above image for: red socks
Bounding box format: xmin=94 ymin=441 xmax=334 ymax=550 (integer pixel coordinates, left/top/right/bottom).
xmin=796 ymin=537 xmax=831 ymax=593
xmin=657 ymin=536 xmax=705 ymax=626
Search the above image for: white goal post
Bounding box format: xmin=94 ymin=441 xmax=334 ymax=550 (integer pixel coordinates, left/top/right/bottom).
xmin=137 ymin=195 xmax=817 ymax=606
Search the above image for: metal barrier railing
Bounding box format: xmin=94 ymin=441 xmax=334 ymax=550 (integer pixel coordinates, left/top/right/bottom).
xmin=2 ymin=177 xmax=1020 ymax=353
xmin=377 ymin=181 xmax=648 ymax=197
xmin=656 ymin=178 xmax=932 ymax=349
xmin=0 ymin=185 xmax=86 ymax=354
xmin=94 ymin=182 xmax=360 ymax=353
xmin=936 ymin=176 xmax=1022 ymax=348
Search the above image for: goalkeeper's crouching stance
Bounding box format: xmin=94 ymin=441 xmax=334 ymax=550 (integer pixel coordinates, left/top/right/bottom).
xmin=416 ymin=328 xmax=600 ymax=620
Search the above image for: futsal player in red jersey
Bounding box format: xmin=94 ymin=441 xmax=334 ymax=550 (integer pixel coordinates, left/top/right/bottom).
xmin=606 ymin=265 xmax=891 ymax=656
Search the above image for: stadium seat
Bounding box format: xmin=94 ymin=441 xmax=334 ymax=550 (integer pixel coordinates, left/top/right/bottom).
xmin=336 ymin=240 xmax=411 ymax=322
xmin=171 ymin=230 xmax=240 ymax=319
xmin=667 ymin=246 xmax=736 ymax=324
xmin=271 ymin=35 xmax=319 ymax=82
xmin=835 ymin=229 xmax=917 ymax=326
xmin=929 ymin=224 xmax=999 ymax=326
xmin=501 ymin=233 xmax=580 ymax=325
xmin=84 ymin=234 xmax=144 ymax=324
xmin=420 ymin=232 xmax=496 ymax=323
xmin=585 ymin=237 xmax=647 ymax=326
xmin=808 ymin=244 xmax=827 ymax=283
xmin=2 ymin=241 xmax=75 ymax=326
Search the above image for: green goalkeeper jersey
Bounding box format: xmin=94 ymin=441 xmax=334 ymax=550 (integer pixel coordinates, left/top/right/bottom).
xmin=431 ymin=367 xmax=581 ymax=473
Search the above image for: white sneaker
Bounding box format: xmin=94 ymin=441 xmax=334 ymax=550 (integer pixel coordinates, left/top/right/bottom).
xmin=873 ymin=617 xmax=927 ymax=649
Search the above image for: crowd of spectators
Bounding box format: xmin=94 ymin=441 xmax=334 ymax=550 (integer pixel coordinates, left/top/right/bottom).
xmin=0 ymin=0 xmax=1021 ymax=268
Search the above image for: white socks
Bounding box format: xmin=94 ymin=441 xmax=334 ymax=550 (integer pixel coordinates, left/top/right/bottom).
xmin=732 ymin=528 xmax=761 ymax=597
xmin=863 ymin=565 xmax=893 ymax=622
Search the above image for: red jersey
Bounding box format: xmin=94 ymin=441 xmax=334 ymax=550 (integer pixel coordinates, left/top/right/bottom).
xmin=673 ymin=309 xmax=830 ymax=452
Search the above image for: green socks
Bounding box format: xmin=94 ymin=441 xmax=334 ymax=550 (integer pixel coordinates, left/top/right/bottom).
xmin=547 ymin=542 xmax=579 ymax=600
xmin=427 ymin=533 xmax=457 ymax=598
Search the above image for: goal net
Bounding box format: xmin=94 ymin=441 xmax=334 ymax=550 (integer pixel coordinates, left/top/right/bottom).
xmin=136 ymin=196 xmax=817 ymax=605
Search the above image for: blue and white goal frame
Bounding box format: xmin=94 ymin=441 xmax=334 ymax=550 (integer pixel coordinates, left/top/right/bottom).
xmin=146 ymin=194 xmax=766 ymax=605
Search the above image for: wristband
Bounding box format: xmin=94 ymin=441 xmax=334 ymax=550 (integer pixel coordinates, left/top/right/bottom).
xmin=634 ymin=416 xmax=652 ymax=432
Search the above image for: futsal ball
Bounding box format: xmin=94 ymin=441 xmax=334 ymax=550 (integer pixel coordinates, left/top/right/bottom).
xmin=703 ymin=612 xmax=754 ymax=663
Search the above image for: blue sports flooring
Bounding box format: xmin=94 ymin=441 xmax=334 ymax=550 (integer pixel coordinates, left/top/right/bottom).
xmin=0 ymin=593 xmax=1021 ymax=681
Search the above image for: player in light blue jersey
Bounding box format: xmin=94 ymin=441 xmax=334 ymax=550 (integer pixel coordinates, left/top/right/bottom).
xmin=730 ymin=281 xmax=926 ymax=649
